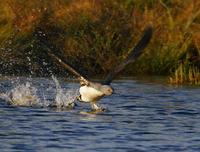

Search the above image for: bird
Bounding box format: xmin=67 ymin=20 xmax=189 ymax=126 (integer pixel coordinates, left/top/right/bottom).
xmin=48 ymin=26 xmax=153 ymax=112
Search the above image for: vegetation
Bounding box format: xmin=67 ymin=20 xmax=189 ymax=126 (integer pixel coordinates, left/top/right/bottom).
xmin=0 ymin=0 xmax=199 ymax=84
xmin=170 ymin=63 xmax=200 ymax=85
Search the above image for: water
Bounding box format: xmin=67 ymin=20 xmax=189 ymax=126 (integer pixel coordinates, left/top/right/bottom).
xmin=0 ymin=77 xmax=200 ymax=152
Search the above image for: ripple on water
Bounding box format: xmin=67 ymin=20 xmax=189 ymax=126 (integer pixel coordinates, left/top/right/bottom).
xmin=0 ymin=77 xmax=200 ymax=152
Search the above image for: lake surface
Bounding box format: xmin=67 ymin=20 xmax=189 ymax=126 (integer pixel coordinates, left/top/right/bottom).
xmin=0 ymin=77 xmax=200 ymax=152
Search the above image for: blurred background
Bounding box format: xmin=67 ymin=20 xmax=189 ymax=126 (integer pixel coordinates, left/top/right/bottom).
xmin=0 ymin=0 xmax=199 ymax=84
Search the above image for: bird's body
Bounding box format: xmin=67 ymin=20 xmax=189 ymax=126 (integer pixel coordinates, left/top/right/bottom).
xmin=48 ymin=26 xmax=153 ymax=111
xmin=78 ymin=80 xmax=113 ymax=110
xmin=79 ymin=85 xmax=104 ymax=102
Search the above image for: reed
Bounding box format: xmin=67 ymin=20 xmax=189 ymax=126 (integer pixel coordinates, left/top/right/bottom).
xmin=0 ymin=0 xmax=199 ymax=84
xmin=169 ymin=62 xmax=200 ymax=85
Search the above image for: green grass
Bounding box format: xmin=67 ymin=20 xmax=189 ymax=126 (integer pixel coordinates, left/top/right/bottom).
xmin=0 ymin=0 xmax=199 ymax=85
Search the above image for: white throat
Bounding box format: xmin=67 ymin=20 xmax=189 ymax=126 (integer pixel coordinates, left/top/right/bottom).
xmin=79 ymin=86 xmax=104 ymax=102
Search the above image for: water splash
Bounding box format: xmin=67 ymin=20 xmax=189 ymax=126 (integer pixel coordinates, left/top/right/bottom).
xmin=0 ymin=76 xmax=78 ymax=110
xmin=50 ymin=76 xmax=78 ymax=109
xmin=0 ymin=82 xmax=41 ymax=107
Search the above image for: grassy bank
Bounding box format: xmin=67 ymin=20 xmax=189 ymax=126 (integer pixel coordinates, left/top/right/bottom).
xmin=0 ymin=0 xmax=199 ymax=84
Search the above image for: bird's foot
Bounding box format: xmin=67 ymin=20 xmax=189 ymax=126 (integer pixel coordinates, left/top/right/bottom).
xmin=91 ymin=103 xmax=106 ymax=112
xmin=79 ymin=103 xmax=106 ymax=115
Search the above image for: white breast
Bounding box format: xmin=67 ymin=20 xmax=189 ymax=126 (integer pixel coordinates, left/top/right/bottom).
xmin=79 ymin=86 xmax=104 ymax=102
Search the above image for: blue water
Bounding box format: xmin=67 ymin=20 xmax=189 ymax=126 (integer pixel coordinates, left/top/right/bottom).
xmin=0 ymin=77 xmax=200 ymax=152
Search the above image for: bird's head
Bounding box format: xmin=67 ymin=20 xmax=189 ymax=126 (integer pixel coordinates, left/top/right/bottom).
xmin=101 ymin=85 xmax=114 ymax=96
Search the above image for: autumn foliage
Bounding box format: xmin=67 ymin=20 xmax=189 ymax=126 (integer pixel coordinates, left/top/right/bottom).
xmin=0 ymin=0 xmax=199 ymax=84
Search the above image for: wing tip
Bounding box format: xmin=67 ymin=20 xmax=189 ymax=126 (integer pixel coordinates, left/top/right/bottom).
xmin=145 ymin=25 xmax=153 ymax=41
xmin=143 ymin=25 xmax=153 ymax=41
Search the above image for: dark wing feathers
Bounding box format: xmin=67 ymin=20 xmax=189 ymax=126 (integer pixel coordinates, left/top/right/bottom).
xmin=48 ymin=26 xmax=153 ymax=85
xmin=48 ymin=52 xmax=89 ymax=85
xmin=104 ymin=26 xmax=153 ymax=84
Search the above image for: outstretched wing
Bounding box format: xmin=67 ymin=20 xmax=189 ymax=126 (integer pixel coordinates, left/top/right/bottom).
xmin=48 ymin=52 xmax=90 ymax=86
xmin=104 ymin=26 xmax=153 ymax=84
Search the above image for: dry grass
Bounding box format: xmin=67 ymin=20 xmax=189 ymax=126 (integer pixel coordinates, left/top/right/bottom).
xmin=169 ymin=62 xmax=200 ymax=85
xmin=0 ymin=0 xmax=199 ymax=83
